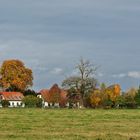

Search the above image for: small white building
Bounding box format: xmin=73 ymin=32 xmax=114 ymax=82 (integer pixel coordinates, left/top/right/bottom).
xmin=0 ymin=92 xmax=24 ymax=107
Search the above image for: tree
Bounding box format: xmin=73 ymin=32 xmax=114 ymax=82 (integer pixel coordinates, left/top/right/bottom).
xmin=23 ymin=89 xmax=37 ymax=97
xmin=125 ymin=94 xmax=136 ymax=108
xmin=105 ymin=84 xmax=121 ymax=106
xmin=62 ymin=58 xmax=98 ymax=106
xmin=90 ymin=87 xmax=109 ymax=108
xmin=49 ymin=84 xmax=61 ymax=105
xmin=67 ymin=87 xmax=82 ymax=108
xmin=126 ymin=87 xmax=137 ymax=98
xmin=100 ymin=83 xmax=106 ymax=91
xmin=90 ymin=89 xmax=102 ymax=108
xmin=115 ymin=95 xmax=126 ymax=108
xmin=134 ymin=86 xmax=140 ymax=107
xmin=0 ymin=59 xmax=33 ymax=91
xmin=124 ymin=87 xmax=137 ymax=108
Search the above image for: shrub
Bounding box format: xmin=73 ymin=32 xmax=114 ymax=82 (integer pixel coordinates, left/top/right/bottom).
xmin=36 ymin=98 xmax=43 ymax=108
xmin=115 ymin=96 xmax=126 ymax=108
xmin=125 ymin=95 xmax=136 ymax=109
xmin=103 ymin=99 xmax=114 ymax=109
xmin=23 ymin=95 xmax=42 ymax=108
xmin=1 ymin=100 xmax=10 ymax=108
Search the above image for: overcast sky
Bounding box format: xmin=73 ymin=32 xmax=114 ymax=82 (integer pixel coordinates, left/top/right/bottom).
xmin=0 ymin=0 xmax=140 ymax=91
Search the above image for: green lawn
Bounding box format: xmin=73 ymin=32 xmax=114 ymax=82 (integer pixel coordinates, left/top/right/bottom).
xmin=0 ymin=109 xmax=140 ymax=140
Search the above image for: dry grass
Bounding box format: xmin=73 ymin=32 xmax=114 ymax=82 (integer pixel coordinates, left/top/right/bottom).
xmin=0 ymin=109 xmax=140 ymax=140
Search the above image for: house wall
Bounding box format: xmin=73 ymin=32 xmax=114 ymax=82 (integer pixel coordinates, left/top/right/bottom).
xmin=44 ymin=101 xmax=49 ymax=107
xmin=9 ymin=101 xmax=24 ymax=108
xmin=37 ymin=95 xmax=42 ymax=98
xmin=43 ymin=101 xmax=60 ymax=108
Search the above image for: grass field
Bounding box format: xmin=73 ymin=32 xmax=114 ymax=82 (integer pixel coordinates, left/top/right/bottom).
xmin=0 ymin=109 xmax=140 ymax=140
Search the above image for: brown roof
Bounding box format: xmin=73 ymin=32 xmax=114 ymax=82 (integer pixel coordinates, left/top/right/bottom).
xmin=0 ymin=92 xmax=24 ymax=101
xmin=39 ymin=89 xmax=51 ymax=103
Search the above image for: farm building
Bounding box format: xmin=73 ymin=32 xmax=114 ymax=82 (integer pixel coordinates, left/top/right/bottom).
xmin=38 ymin=84 xmax=68 ymax=108
xmin=0 ymin=92 xmax=24 ymax=107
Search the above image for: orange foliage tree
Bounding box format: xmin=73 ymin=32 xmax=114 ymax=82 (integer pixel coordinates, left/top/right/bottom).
xmin=49 ymin=84 xmax=61 ymax=104
xmin=0 ymin=59 xmax=33 ymax=91
xmin=90 ymin=89 xmax=102 ymax=108
xmin=105 ymin=84 xmax=121 ymax=103
xmin=90 ymin=84 xmax=121 ymax=108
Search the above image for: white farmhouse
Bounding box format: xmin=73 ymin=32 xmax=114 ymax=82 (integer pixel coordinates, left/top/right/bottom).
xmin=0 ymin=92 xmax=24 ymax=107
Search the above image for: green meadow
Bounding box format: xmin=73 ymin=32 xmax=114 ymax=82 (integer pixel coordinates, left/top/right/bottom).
xmin=0 ymin=109 xmax=140 ymax=140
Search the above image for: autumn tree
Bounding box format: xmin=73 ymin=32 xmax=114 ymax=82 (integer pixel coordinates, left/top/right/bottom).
xmin=125 ymin=87 xmax=137 ymax=98
xmin=123 ymin=87 xmax=137 ymax=108
xmin=90 ymin=89 xmax=102 ymax=108
xmin=105 ymin=84 xmax=121 ymax=105
xmin=0 ymin=59 xmax=33 ymax=91
xmin=62 ymin=58 xmax=98 ymax=106
xmin=49 ymin=84 xmax=61 ymax=105
xmin=90 ymin=84 xmax=109 ymax=108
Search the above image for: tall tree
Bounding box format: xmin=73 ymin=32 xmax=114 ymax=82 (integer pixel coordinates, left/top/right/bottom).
xmin=105 ymin=84 xmax=121 ymax=106
xmin=134 ymin=86 xmax=140 ymax=107
xmin=0 ymin=59 xmax=33 ymax=91
xmin=49 ymin=84 xmax=61 ymax=104
xmin=90 ymin=89 xmax=102 ymax=108
xmin=62 ymin=58 xmax=98 ymax=104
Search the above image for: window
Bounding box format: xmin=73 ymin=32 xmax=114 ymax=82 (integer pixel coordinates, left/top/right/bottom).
xmin=17 ymin=102 xmax=21 ymax=106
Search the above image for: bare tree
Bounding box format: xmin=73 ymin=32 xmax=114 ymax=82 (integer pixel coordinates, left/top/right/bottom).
xmin=62 ymin=58 xmax=98 ymax=101
xmin=76 ymin=58 xmax=97 ymax=79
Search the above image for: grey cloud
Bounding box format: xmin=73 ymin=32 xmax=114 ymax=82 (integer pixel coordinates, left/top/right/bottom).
xmin=112 ymin=71 xmax=140 ymax=79
xmin=128 ymin=71 xmax=140 ymax=79
xmin=0 ymin=0 xmax=140 ymax=90
xmin=50 ymin=67 xmax=64 ymax=75
xmin=112 ymin=73 xmax=127 ymax=78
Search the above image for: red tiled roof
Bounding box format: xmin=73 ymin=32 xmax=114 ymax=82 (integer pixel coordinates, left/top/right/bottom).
xmin=0 ymin=92 xmax=24 ymax=101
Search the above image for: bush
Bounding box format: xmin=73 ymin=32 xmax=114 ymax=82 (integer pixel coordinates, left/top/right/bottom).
xmin=125 ymin=95 xmax=136 ymax=109
xmin=1 ymin=100 xmax=10 ymax=108
xmin=103 ymin=99 xmax=113 ymax=109
xmin=23 ymin=95 xmax=42 ymax=108
xmin=115 ymin=96 xmax=126 ymax=108
xmin=36 ymin=98 xmax=43 ymax=108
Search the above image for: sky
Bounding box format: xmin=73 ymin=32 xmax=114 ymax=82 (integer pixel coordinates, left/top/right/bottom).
xmin=0 ymin=0 xmax=140 ymax=91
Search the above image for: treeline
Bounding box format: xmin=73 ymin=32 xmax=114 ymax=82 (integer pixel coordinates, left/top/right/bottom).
xmin=87 ymin=84 xmax=140 ymax=109
xmin=0 ymin=59 xmax=140 ymax=109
